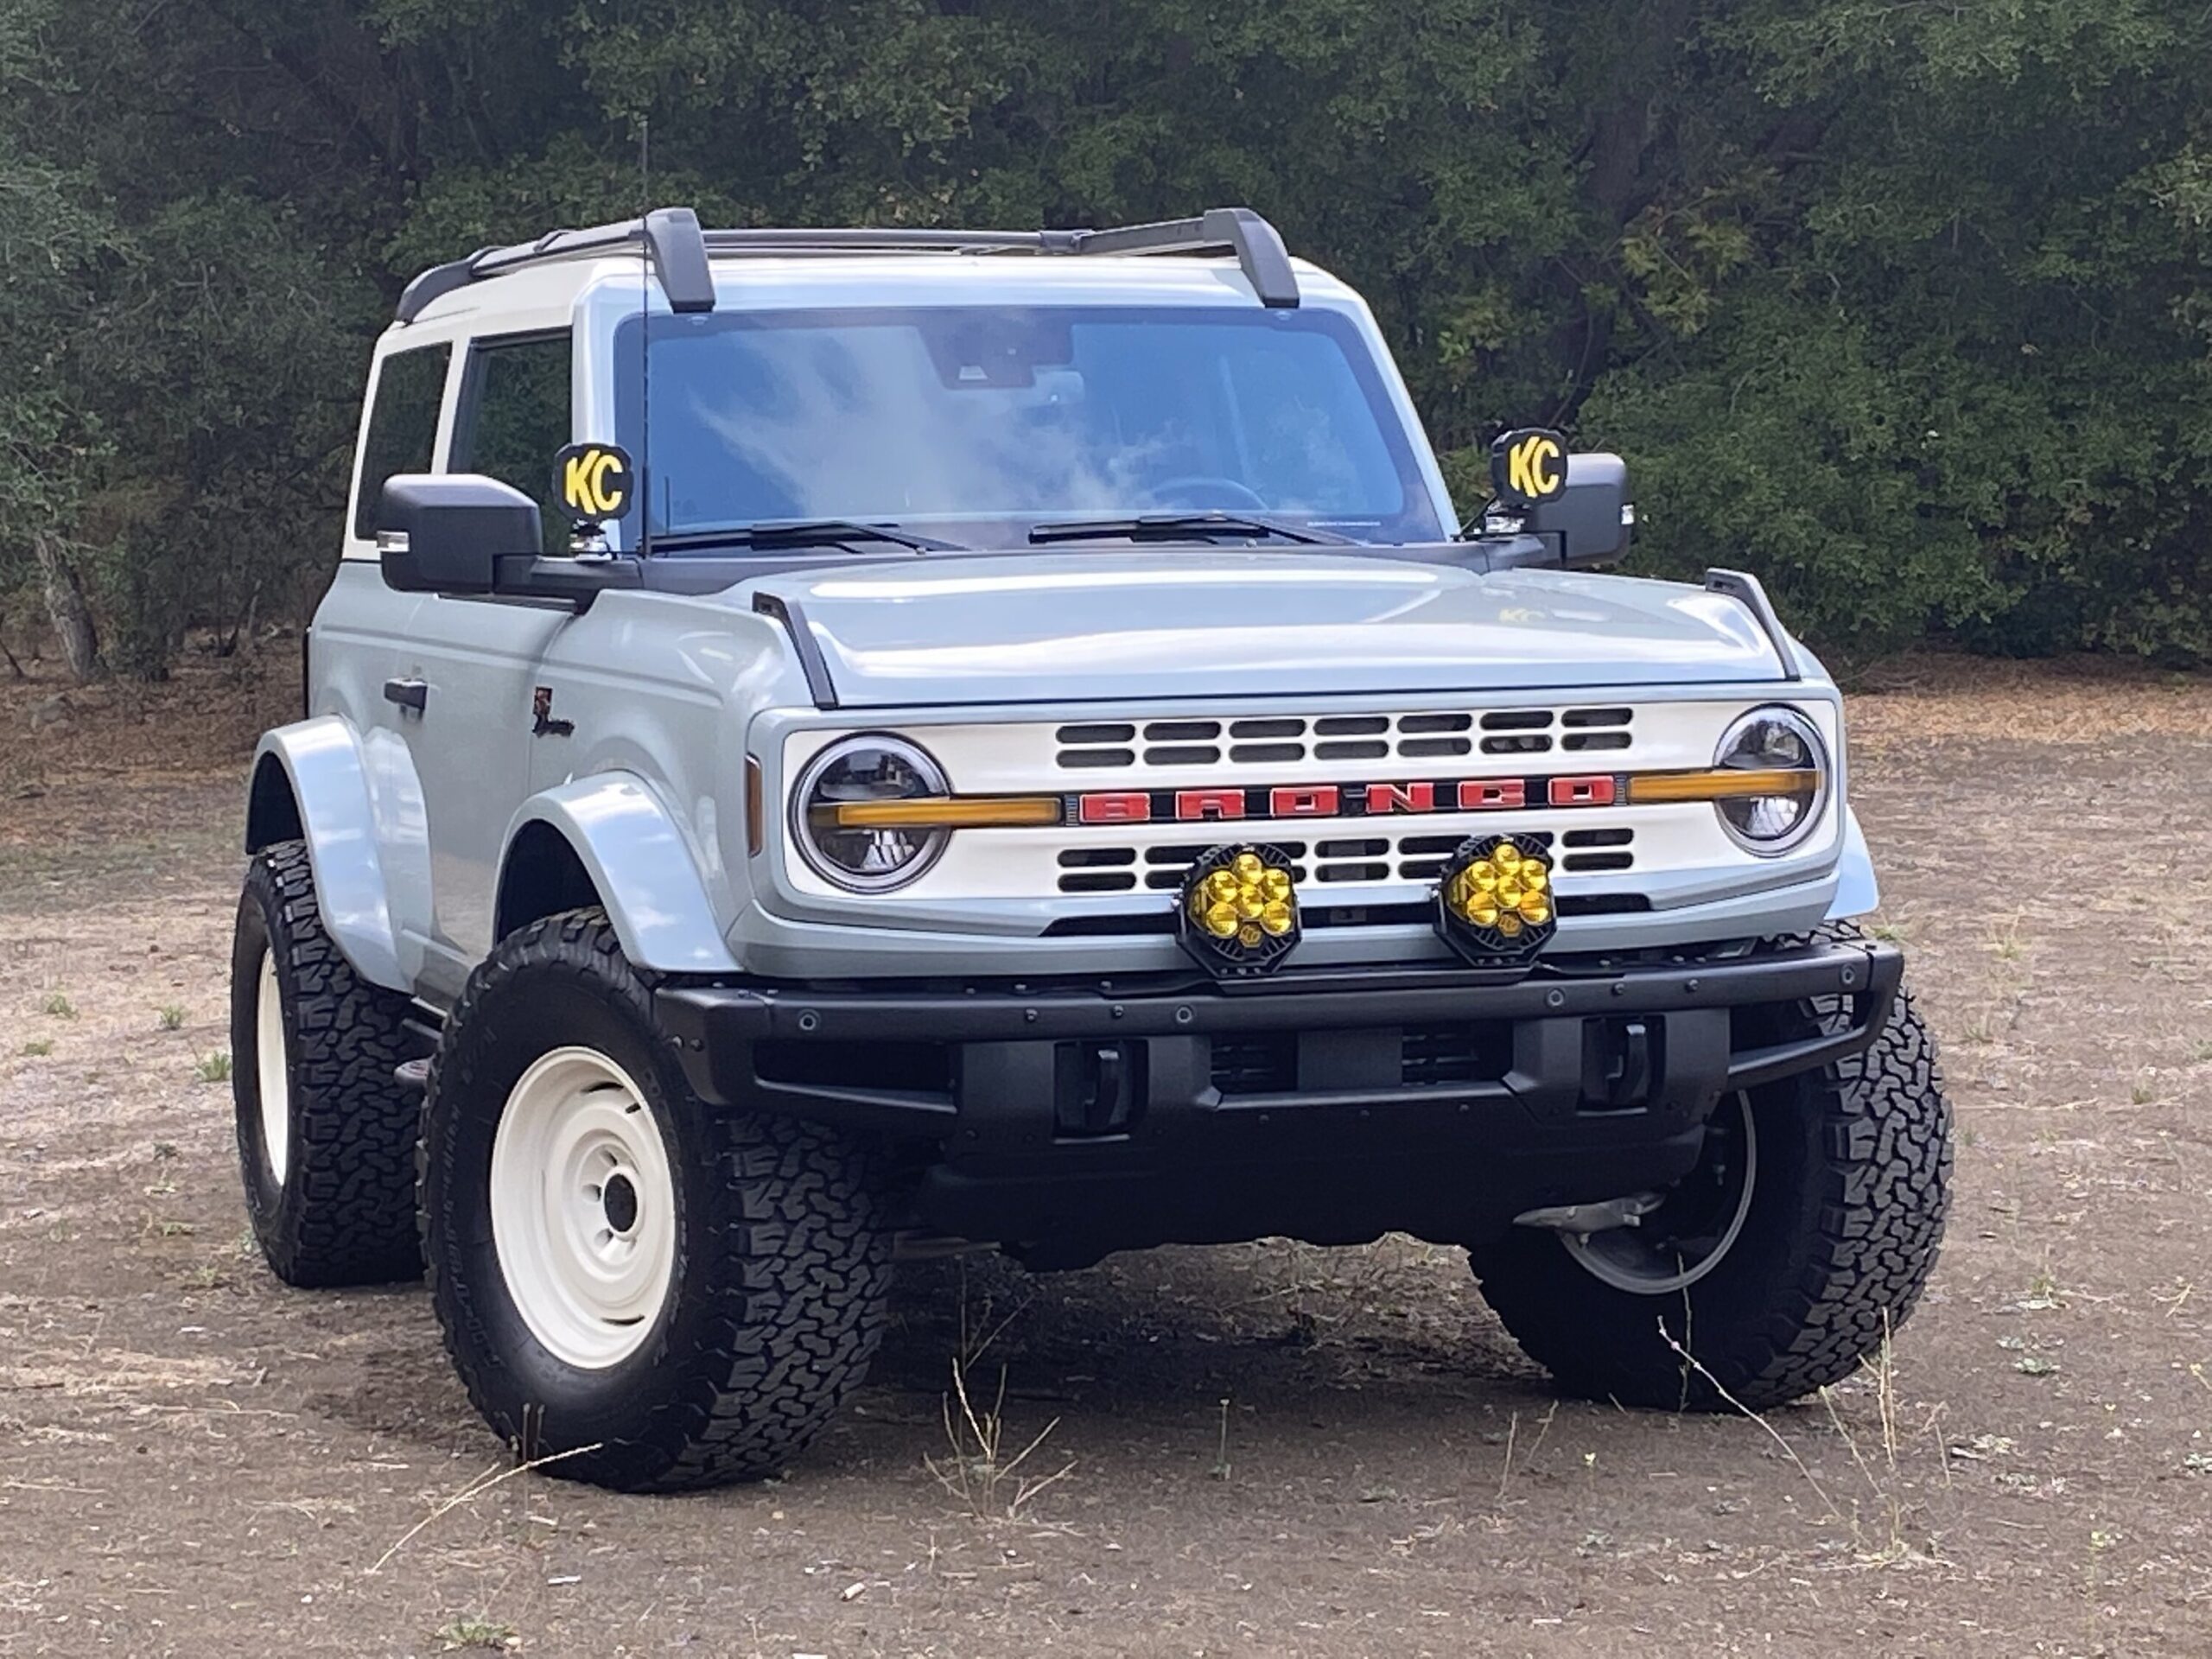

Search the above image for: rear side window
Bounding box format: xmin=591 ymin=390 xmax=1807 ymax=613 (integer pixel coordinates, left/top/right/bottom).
xmin=352 ymin=343 xmax=450 ymax=540
xmin=453 ymin=333 xmax=573 ymax=553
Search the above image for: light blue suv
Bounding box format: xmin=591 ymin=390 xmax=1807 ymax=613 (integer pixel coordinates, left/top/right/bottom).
xmin=230 ymin=207 xmax=1950 ymax=1491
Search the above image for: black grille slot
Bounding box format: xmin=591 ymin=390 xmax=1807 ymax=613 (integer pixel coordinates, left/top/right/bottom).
xmin=1058 ymin=722 xmax=1135 ymax=743
xmin=1144 ymin=745 xmax=1220 ymax=766
xmin=1562 ymin=731 xmax=1630 ymax=752
xmin=1399 ymin=834 xmax=1467 ymax=855
xmin=1557 ymin=893 xmax=1650 ymax=916
xmin=1316 ymin=739 xmax=1389 ymax=760
xmin=1306 ymin=901 xmax=1430 ymax=928
xmin=1562 ymin=852 xmax=1635 ymax=873
xmin=1481 ymin=734 xmax=1553 ymax=754
xmin=1042 ymin=909 xmax=1175 ymax=937
xmin=1400 ymin=736 xmax=1472 ymax=758
xmin=1059 ymin=748 xmax=1134 ymax=769
xmin=1058 ymin=847 xmax=1135 ymax=867
xmin=1316 ymin=861 xmax=1389 ymax=882
xmin=1481 ymin=709 xmax=1553 ymax=731
xmin=1058 ymin=871 xmax=1139 ymax=893
xmin=1562 ymin=828 xmax=1632 ymax=848
xmin=1562 ymin=708 xmax=1632 ymax=728
xmin=1401 ymin=1025 xmax=1511 ymax=1088
xmin=1144 ymin=720 xmax=1222 ymax=741
xmin=1398 ymin=713 xmax=1471 ymax=734
xmin=1230 ymin=743 xmax=1305 ymax=764
xmin=1230 ymin=718 xmax=1305 ymax=738
xmin=1315 ymin=715 xmax=1389 ymax=735
xmin=1211 ymin=1033 xmax=1298 ymax=1096
xmin=1316 ymin=838 xmax=1387 ymax=857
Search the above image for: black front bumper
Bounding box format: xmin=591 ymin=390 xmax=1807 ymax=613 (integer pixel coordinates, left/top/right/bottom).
xmin=653 ymin=939 xmax=1901 ymax=1258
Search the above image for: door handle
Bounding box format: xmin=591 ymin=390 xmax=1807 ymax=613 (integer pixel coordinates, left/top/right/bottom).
xmin=383 ymin=677 xmax=429 ymax=712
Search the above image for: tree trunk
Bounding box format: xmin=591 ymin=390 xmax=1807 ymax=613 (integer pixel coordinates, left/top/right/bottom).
xmin=32 ymin=533 xmax=101 ymax=683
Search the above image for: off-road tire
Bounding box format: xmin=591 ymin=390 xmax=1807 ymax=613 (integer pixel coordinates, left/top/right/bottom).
xmin=1470 ymin=923 xmax=1951 ymax=1411
xmin=420 ymin=909 xmax=894 ymax=1492
xmin=231 ymin=840 xmax=423 ymax=1287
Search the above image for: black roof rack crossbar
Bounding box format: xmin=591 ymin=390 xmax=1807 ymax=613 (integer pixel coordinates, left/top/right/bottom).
xmin=392 ymin=204 xmax=1297 ymax=321
xmin=1066 ymin=208 xmax=1299 ymax=308
xmin=395 ymin=207 xmax=716 ymax=323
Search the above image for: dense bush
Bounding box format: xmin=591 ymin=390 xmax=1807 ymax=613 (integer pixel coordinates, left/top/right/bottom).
xmin=3 ymin=0 xmax=2207 ymax=675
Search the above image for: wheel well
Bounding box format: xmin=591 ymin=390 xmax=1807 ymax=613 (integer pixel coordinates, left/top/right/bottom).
xmin=496 ymin=822 xmax=604 ymax=940
xmin=246 ymin=755 xmax=304 ymax=852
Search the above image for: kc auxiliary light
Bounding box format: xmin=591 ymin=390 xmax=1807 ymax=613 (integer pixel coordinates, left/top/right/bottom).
xmin=1434 ymin=834 xmax=1557 ymax=965
xmin=1178 ymin=845 xmax=1302 ymax=977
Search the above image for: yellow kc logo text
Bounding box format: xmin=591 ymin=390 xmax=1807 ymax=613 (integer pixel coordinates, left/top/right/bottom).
xmin=556 ymin=443 xmax=632 ymax=520
xmin=1507 ymin=433 xmax=1563 ymax=501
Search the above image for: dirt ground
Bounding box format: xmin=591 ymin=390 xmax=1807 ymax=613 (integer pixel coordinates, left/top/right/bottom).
xmin=3 ymin=645 xmax=2211 ymax=1657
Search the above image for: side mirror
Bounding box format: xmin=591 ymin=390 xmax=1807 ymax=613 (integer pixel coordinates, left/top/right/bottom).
xmin=1522 ymin=453 xmax=1632 ymax=569
xmin=376 ymin=474 xmax=543 ymax=595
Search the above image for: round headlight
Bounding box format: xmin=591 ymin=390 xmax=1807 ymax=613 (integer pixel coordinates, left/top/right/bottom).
xmin=1713 ymin=706 xmax=1828 ymax=855
xmin=791 ymin=735 xmax=950 ymax=892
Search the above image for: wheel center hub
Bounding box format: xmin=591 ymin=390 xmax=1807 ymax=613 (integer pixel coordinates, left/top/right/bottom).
xmin=601 ymin=1172 xmax=639 ymax=1235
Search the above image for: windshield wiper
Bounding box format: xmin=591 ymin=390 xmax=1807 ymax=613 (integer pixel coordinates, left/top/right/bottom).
xmin=649 ymin=519 xmax=964 ymax=554
xmin=1028 ymin=512 xmax=1352 ymax=547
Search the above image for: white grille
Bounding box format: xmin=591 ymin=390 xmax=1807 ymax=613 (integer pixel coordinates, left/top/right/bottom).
xmin=1053 ymin=706 xmax=1633 ymax=772
xmin=776 ymin=698 xmax=1842 ymax=906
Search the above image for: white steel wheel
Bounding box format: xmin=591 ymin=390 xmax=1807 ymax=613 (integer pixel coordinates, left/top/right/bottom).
xmin=255 ymin=947 xmax=291 ymax=1185
xmin=489 ymin=1046 xmax=677 ymax=1370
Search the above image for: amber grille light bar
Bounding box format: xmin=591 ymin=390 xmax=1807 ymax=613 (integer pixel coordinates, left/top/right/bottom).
xmin=818 ymin=796 xmax=1064 ymax=830
xmin=1624 ymin=767 xmax=1822 ymax=804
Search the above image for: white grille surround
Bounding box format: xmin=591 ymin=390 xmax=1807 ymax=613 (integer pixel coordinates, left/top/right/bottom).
xmin=775 ymin=698 xmax=1841 ymax=908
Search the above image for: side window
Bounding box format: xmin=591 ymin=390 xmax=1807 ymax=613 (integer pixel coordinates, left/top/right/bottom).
xmin=453 ymin=333 xmax=573 ymax=554
xmin=352 ymin=343 xmax=451 ymax=540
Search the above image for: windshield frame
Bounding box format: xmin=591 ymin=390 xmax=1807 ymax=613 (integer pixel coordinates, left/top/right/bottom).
xmin=589 ymin=291 xmax=1455 ymax=555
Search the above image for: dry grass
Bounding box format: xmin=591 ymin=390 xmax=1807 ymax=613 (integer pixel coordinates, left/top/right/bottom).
xmin=1848 ymin=652 xmax=2212 ymax=747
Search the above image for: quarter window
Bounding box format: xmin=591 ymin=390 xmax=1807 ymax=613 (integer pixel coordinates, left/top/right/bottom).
xmin=352 ymin=344 xmax=450 ymax=540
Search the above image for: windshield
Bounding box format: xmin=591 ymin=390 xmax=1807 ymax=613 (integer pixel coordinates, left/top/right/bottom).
xmin=612 ymin=305 xmax=1446 ymax=547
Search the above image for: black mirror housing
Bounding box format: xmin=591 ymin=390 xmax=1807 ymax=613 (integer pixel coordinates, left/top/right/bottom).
xmin=377 ymin=474 xmax=543 ymax=594
xmin=1520 ymin=453 xmax=1631 ymax=568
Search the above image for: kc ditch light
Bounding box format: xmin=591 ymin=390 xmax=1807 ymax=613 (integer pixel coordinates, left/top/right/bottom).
xmin=1433 ymin=834 xmax=1556 ymax=965
xmin=1178 ymin=845 xmax=1302 ymax=976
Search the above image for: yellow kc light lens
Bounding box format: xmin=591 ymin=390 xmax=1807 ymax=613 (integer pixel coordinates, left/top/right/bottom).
xmin=1435 ymin=834 xmax=1558 ymax=964
xmin=1178 ymin=844 xmax=1302 ymax=976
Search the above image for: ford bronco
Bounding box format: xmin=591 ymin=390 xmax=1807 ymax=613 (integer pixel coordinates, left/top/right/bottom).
xmin=230 ymin=207 xmax=1950 ymax=1491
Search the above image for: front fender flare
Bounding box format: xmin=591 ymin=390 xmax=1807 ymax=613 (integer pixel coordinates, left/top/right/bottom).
xmin=1823 ymin=805 xmax=1881 ymax=920
xmin=245 ymin=717 xmax=420 ymax=990
xmin=502 ymin=774 xmax=742 ymax=975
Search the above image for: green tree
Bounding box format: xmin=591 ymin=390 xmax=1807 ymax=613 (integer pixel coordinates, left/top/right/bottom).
xmin=1 ymin=0 xmax=2209 ymax=673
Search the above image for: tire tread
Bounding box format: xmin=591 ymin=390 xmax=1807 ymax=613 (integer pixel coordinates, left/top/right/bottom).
xmin=422 ymin=909 xmax=892 ymax=1492
xmin=234 ymin=841 xmax=421 ymax=1287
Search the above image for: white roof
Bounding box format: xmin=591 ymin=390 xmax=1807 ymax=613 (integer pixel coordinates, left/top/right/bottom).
xmin=399 ymin=250 xmax=1360 ymax=330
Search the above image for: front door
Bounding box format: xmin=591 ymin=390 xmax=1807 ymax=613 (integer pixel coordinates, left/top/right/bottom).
xmin=392 ymin=329 xmax=579 ymax=1002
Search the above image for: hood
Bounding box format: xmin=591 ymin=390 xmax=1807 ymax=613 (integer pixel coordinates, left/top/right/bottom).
xmin=741 ymin=551 xmax=1789 ymax=708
